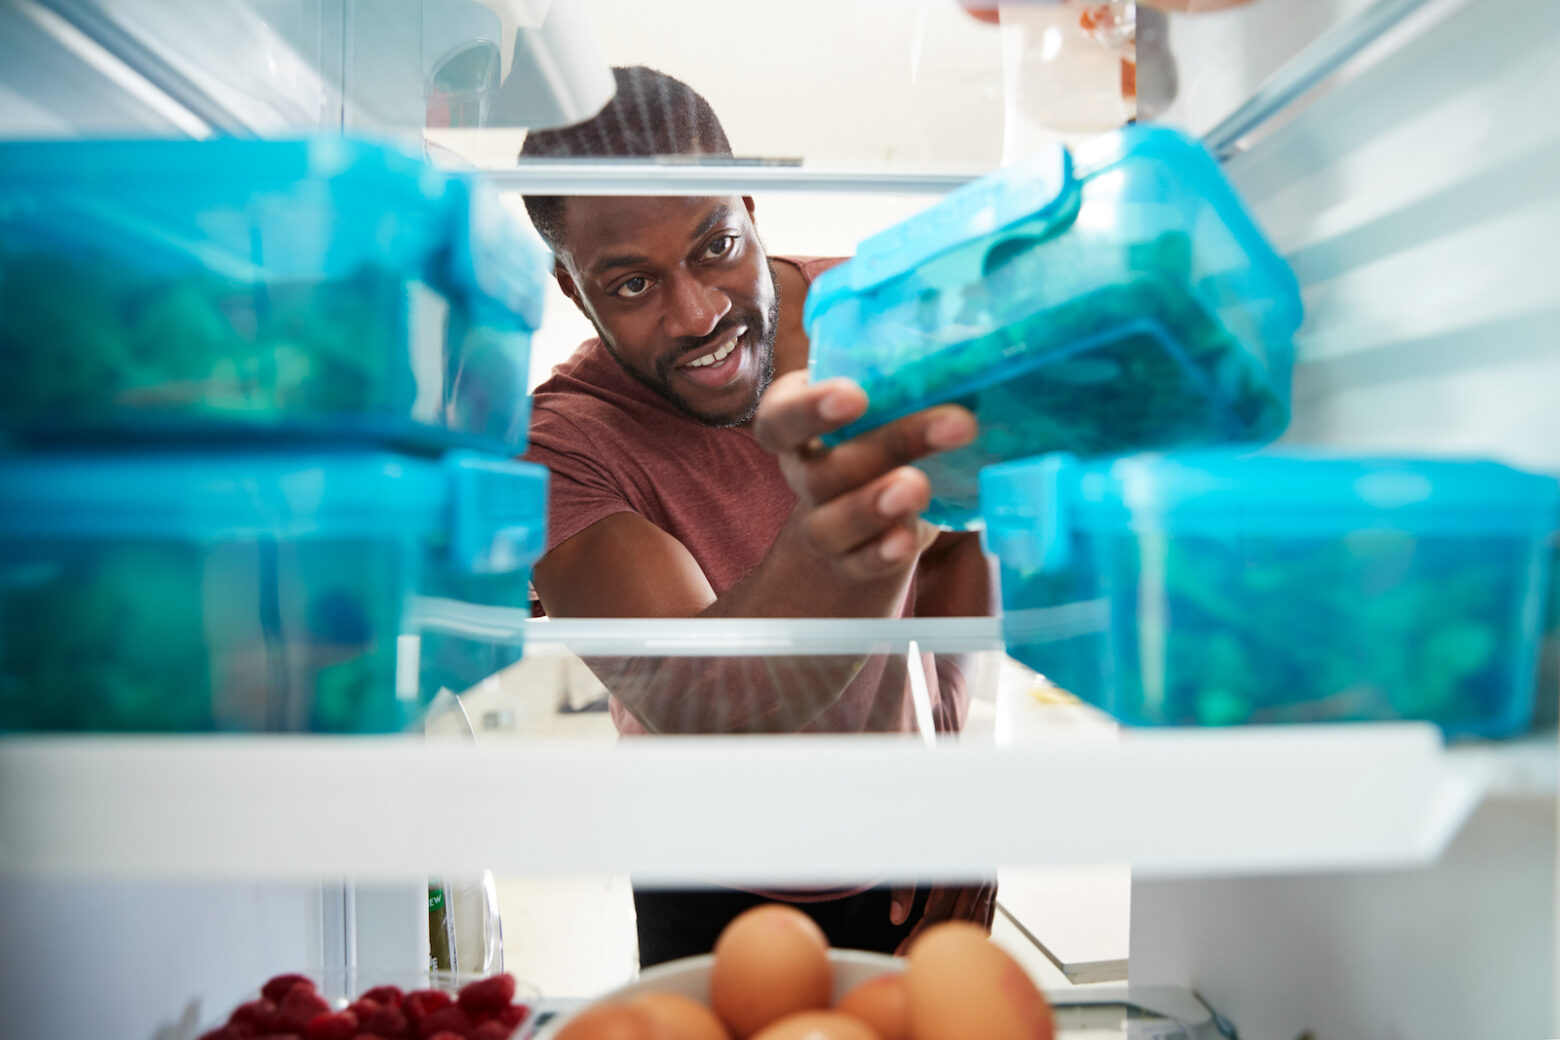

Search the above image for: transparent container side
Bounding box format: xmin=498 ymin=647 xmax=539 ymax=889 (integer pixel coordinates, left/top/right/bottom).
xmin=0 ymin=535 xmax=411 ymax=733
xmin=1000 ymin=528 xmax=1549 ymax=736
xmin=0 ymin=452 xmax=546 ymax=734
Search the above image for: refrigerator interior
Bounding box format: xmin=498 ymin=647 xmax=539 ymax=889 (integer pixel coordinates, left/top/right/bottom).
xmin=0 ymin=0 xmax=1557 ymax=1038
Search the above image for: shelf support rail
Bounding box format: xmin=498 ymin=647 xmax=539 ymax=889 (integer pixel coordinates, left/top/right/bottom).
xmin=1202 ymin=0 xmax=1444 ymax=161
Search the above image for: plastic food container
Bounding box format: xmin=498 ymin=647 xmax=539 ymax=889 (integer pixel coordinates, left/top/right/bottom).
xmin=980 ymin=451 xmax=1560 ymax=736
xmin=0 ymin=450 xmax=546 ymax=733
xmin=805 ymin=126 xmax=1302 ymax=528
xmin=0 ymin=137 xmax=547 ymax=452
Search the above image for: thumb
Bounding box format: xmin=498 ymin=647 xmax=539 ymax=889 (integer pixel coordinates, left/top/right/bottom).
xmin=888 ymin=884 xmax=915 ymax=926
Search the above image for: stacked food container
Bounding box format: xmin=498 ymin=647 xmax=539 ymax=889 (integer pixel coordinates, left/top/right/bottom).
xmin=807 ymin=125 xmax=1560 ymax=736
xmin=0 ymin=137 xmax=550 ymax=733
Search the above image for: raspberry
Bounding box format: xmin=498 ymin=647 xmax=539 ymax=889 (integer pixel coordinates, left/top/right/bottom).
xmin=351 ymin=1035 xmax=394 ymax=1040
xmin=360 ymin=986 xmax=404 ymax=1007
xmin=263 ymin=974 xmax=317 ymax=1002
xmin=425 ymin=1034 xmax=464 ymax=1040
xmin=457 ymin=975 xmax=516 ymax=1015
xmin=468 ymin=1022 xmax=514 ymax=1040
xmin=416 ymin=1005 xmax=471 ymax=1039
xmin=402 ymin=990 xmax=454 ymax=1021
xmin=495 ymin=1005 xmax=528 ymax=1029
xmin=230 ymin=999 xmax=279 ymax=1030
xmin=359 ymin=1003 xmax=409 ymax=1038
xmin=304 ymin=1009 xmax=360 ymax=1040
xmin=276 ymin=985 xmax=334 ymax=1032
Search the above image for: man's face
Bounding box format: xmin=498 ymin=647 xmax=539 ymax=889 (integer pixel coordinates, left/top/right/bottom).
xmin=554 ymin=195 xmax=779 ymax=427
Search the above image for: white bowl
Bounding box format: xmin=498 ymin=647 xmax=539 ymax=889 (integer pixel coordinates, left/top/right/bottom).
xmin=533 ymin=950 xmax=903 ymax=1038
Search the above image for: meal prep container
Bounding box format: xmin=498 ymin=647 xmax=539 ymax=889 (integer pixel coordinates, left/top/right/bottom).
xmin=980 ymin=450 xmax=1559 ymax=736
xmin=0 ymin=449 xmax=546 ymax=732
xmin=0 ymin=137 xmax=547 ymax=452
xmin=807 ymin=126 xmax=1301 ymax=528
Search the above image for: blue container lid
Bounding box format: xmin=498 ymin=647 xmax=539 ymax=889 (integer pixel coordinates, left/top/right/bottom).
xmin=0 ymin=450 xmax=547 ymax=576
xmin=802 ymin=126 xmax=1300 ymax=338
xmin=0 ymin=137 xmax=548 ymax=329
xmin=802 ymin=143 xmax=1081 ymax=326
xmin=981 ymin=450 xmax=1560 ymax=569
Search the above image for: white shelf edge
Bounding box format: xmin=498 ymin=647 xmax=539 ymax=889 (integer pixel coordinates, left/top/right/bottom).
xmin=482 ymin=163 xmax=976 ymax=195
xmin=410 ymin=600 xmax=1107 ymax=656
xmin=1 ymin=723 xmax=1536 ymax=884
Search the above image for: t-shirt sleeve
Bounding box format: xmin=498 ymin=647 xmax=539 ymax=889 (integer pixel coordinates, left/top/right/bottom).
xmin=523 ymin=404 xmax=639 ymax=552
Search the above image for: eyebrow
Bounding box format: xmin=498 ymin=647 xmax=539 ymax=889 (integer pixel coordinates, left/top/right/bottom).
xmin=587 ymin=203 xmax=734 ymax=278
xmin=690 ymin=203 xmax=733 ymax=245
xmin=589 ymin=250 xmax=651 ymax=278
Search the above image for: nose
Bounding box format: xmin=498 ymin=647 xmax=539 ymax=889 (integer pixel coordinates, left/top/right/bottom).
xmin=661 ymin=267 xmax=730 ymax=342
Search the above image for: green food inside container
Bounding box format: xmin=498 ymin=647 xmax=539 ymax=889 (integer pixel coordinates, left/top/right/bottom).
xmin=0 ymin=540 xmax=410 ymax=733
xmin=0 ymin=249 xmax=413 ymax=424
xmin=1002 ymin=531 xmax=1528 ymax=733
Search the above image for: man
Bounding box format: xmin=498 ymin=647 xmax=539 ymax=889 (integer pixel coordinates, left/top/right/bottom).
xmin=520 ymin=65 xmax=995 ymax=966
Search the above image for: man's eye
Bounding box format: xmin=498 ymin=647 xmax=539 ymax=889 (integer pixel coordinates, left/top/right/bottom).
xmin=704 ymin=234 xmax=737 ymax=259
xmin=614 ymin=276 xmax=651 ymax=299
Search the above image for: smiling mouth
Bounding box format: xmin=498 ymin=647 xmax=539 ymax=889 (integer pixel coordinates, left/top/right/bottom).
xmin=678 ymin=325 xmax=747 ymax=371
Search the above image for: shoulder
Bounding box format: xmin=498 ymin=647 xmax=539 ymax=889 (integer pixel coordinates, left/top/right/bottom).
xmin=777 ymin=255 xmax=849 ymax=286
xmin=525 ymin=341 xmax=636 ymax=463
xmin=530 ymin=339 xmax=640 ymax=429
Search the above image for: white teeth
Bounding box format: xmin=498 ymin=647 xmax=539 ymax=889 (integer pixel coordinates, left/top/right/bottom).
xmin=683 ymin=333 xmax=741 ymax=369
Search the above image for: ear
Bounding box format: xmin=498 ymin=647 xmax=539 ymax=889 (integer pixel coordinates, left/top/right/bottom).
xmin=553 ymin=259 xmax=588 ymax=318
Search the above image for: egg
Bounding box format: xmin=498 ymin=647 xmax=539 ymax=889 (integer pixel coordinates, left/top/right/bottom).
xmin=555 ymin=1002 xmax=676 ymax=1040
xmin=905 ymin=922 xmax=1054 ymax=1040
xmin=836 ymin=973 xmax=910 ymax=1040
xmin=750 ymin=1010 xmax=883 ymax=1040
xmin=631 ymin=991 xmax=733 ymax=1040
xmin=710 ymin=904 xmax=832 ymax=1039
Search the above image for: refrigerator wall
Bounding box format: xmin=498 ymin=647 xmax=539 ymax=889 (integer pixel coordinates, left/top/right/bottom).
xmin=1134 ymin=0 xmax=1560 ymax=1035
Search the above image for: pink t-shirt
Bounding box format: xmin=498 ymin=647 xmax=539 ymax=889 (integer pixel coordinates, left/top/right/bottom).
xmin=523 ymin=257 xmax=967 ymax=739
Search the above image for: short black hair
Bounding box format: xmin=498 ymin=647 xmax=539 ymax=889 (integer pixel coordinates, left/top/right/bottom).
xmin=518 ymin=65 xmax=733 ymax=255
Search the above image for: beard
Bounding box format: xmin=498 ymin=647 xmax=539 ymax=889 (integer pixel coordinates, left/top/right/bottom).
xmin=601 ymin=260 xmax=782 ymax=428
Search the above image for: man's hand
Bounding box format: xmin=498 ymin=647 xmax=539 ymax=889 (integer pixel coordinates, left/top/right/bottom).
xmin=889 ymin=881 xmax=998 ymax=955
xmin=753 ymin=372 xmax=978 ymax=583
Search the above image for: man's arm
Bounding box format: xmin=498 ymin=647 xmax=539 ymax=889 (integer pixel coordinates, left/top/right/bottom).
xmin=532 ymin=373 xmax=978 ymax=733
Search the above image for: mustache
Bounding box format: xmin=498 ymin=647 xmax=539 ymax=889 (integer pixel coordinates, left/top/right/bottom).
xmin=662 ymin=316 xmax=753 ymax=370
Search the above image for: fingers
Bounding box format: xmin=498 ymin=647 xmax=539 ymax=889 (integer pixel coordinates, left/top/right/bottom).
xmin=829 ymin=520 xmax=929 ymax=579
xmin=799 ymin=465 xmax=927 ymax=551
xmin=752 ymin=373 xmax=867 ymax=455
xmin=755 ymin=371 xmax=978 ymax=508
xmin=752 ymin=372 xmax=976 ymax=583
xmin=975 ymin=886 xmax=996 ymax=930
xmin=888 ymin=883 xmax=916 ymax=928
xmin=790 ymin=404 xmax=977 ymax=507
xmin=895 ymin=883 xmax=998 ymax=954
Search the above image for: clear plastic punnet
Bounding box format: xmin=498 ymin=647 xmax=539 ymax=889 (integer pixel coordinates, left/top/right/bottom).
xmin=980 ymin=450 xmax=1560 ymax=737
xmin=0 ymin=137 xmax=548 ymax=452
xmin=0 ymin=449 xmax=546 ymax=733
xmin=806 ymin=126 xmax=1302 ymax=528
